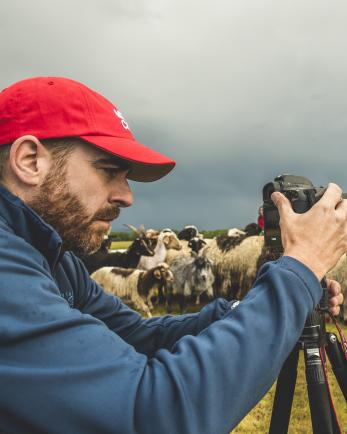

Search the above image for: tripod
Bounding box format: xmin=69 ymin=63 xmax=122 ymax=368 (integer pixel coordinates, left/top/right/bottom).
xmin=268 ymin=286 xmax=347 ymax=434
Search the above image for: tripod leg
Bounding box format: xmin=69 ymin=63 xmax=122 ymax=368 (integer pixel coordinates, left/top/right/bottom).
xmin=269 ymin=346 xmax=299 ymax=434
xmin=304 ymin=343 xmax=340 ymax=434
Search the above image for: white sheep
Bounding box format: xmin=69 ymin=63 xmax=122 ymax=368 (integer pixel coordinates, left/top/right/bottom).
xmin=227 ymin=228 xmax=246 ymax=237
xmin=138 ymin=230 xmax=182 ymax=270
xmin=165 ymin=239 xmax=191 ymax=265
xmin=202 ymin=235 xmax=265 ymax=300
xmin=203 ymin=234 xmax=347 ymax=323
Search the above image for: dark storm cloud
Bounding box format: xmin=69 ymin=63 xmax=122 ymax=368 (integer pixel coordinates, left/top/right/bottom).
xmin=1 ymin=0 xmax=347 ymax=230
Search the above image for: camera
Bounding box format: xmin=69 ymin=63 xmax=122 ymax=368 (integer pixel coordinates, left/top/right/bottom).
xmin=262 ymin=174 xmax=336 ymax=249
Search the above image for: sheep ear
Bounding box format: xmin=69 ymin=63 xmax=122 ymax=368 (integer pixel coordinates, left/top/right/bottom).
xmin=163 ymin=235 xmax=170 ymax=245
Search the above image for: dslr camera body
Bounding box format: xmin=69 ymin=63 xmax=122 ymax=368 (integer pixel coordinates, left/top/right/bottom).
xmin=262 ymin=174 xmax=327 ymax=250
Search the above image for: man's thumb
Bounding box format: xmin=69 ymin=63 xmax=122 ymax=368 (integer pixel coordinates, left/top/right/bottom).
xmin=271 ymin=192 xmax=293 ymax=215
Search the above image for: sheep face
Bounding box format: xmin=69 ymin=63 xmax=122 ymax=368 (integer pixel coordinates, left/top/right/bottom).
xmin=145 ymin=229 xmax=160 ymax=239
xmin=177 ymin=226 xmax=199 ymax=241
xmin=192 ymin=257 xmax=214 ymax=298
xmin=188 ymin=237 xmax=206 ymax=254
xmin=163 ymin=233 xmax=182 ymax=250
xmin=135 ymin=236 xmax=156 ymax=257
xmin=154 ymin=263 xmax=174 ymax=284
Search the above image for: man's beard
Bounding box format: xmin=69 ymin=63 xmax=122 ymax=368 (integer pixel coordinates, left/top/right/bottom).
xmin=28 ymin=166 xmax=119 ymax=257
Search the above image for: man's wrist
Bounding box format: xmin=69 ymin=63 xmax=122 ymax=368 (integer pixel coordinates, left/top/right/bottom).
xmin=282 ymin=251 xmax=324 ymax=281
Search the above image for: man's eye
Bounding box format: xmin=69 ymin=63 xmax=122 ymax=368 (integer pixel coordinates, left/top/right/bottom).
xmin=102 ymin=168 xmax=119 ymax=178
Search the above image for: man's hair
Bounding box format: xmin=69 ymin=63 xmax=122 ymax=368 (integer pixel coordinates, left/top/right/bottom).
xmin=0 ymin=144 xmax=10 ymax=182
xmin=0 ymin=137 xmax=84 ymax=182
xmin=40 ymin=137 xmax=81 ymax=172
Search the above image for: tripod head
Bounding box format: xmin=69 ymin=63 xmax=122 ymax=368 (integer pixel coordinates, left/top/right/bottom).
xmin=299 ymin=283 xmax=329 ymax=348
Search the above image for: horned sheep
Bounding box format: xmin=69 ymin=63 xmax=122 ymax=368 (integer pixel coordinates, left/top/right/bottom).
xmin=168 ymin=254 xmax=215 ymax=314
xmin=138 ymin=229 xmax=182 ymax=270
xmin=91 ymin=263 xmax=174 ymax=318
xmin=80 ymin=235 xmax=155 ymax=274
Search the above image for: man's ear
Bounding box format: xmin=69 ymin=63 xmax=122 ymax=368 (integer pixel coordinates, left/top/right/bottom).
xmin=8 ymin=135 xmax=52 ymax=186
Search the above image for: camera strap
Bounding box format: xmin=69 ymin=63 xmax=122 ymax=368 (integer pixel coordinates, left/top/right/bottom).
xmin=329 ymin=313 xmax=347 ymax=361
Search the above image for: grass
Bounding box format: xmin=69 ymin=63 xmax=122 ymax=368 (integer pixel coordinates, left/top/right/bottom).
xmin=110 ymin=240 xmax=132 ymax=250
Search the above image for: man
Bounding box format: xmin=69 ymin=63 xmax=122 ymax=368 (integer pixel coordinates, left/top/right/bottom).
xmin=257 ymin=205 xmax=264 ymax=231
xmin=0 ymin=77 xmax=344 ymax=434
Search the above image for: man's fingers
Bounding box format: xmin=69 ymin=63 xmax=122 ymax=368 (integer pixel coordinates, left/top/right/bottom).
xmin=326 ymin=279 xmax=344 ymax=316
xmin=329 ymin=306 xmax=340 ymax=317
xmin=326 ymin=278 xmax=341 ymax=296
xmin=317 ymin=183 xmax=343 ymax=209
xmin=329 ymin=292 xmax=344 ymax=307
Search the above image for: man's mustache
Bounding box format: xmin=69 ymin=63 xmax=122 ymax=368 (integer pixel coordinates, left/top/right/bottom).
xmin=93 ymin=207 xmax=120 ymax=221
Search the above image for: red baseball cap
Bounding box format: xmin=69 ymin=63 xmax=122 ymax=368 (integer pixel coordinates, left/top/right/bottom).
xmin=0 ymin=77 xmax=175 ymax=182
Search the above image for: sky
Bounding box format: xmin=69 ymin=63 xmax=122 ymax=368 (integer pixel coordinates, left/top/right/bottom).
xmin=1 ymin=0 xmax=347 ymax=231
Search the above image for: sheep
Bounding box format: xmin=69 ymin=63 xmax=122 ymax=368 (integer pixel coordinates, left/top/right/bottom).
xmin=202 ymin=234 xmax=265 ymax=300
xmin=80 ymin=234 xmax=155 ymax=274
xmin=227 ymin=223 xmax=262 ymax=238
xmin=168 ymin=254 xmax=215 ymax=314
xmin=203 ymin=233 xmax=347 ymax=324
xmin=165 ymin=239 xmax=191 ymax=265
xmin=188 ymin=237 xmax=207 ymax=254
xmin=91 ymin=263 xmax=174 ymax=317
xmin=138 ymin=229 xmax=182 ymax=270
xmin=243 ymin=222 xmax=263 ymax=236
xmin=227 ymin=228 xmax=246 ymax=237
xmin=177 ymin=225 xmax=200 ymax=241
xmin=164 ymin=230 xmax=207 ymax=264
xmin=165 ymin=236 xmax=209 ymax=266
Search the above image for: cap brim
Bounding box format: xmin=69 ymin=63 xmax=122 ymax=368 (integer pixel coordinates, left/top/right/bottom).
xmin=79 ymin=135 xmax=175 ymax=182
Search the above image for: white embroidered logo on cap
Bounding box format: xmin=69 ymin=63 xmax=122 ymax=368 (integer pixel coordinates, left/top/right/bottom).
xmin=114 ymin=108 xmax=130 ymax=130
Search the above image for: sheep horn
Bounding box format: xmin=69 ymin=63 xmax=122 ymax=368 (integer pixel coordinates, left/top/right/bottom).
xmin=124 ymin=224 xmax=139 ymax=234
xmin=138 ymin=224 xmax=146 ymax=235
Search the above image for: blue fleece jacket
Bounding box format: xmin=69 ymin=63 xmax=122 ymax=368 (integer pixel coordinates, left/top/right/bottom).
xmin=0 ymin=185 xmax=322 ymax=434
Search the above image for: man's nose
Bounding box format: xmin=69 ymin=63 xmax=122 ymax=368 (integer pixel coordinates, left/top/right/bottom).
xmin=110 ymin=176 xmax=133 ymax=208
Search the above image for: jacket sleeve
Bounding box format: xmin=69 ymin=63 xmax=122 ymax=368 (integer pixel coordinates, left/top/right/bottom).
xmin=0 ymin=238 xmax=322 ymax=434
xmin=69 ymin=253 xmax=232 ymax=357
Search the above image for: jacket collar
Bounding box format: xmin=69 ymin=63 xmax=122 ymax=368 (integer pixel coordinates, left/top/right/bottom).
xmin=0 ymin=185 xmax=62 ymax=269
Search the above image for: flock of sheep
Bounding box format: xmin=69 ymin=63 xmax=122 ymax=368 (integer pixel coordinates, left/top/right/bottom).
xmin=81 ymin=224 xmax=347 ymax=323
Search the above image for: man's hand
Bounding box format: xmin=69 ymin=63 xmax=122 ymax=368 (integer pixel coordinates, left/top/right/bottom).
xmin=272 ymin=183 xmax=347 ymax=281
xmin=326 ymin=279 xmax=344 ymax=317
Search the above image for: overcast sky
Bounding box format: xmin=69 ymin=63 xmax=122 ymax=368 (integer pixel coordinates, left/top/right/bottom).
xmin=1 ymin=0 xmax=347 ymax=231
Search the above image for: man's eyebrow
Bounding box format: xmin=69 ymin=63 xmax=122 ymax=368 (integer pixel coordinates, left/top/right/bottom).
xmin=91 ymin=157 xmax=130 ymax=170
